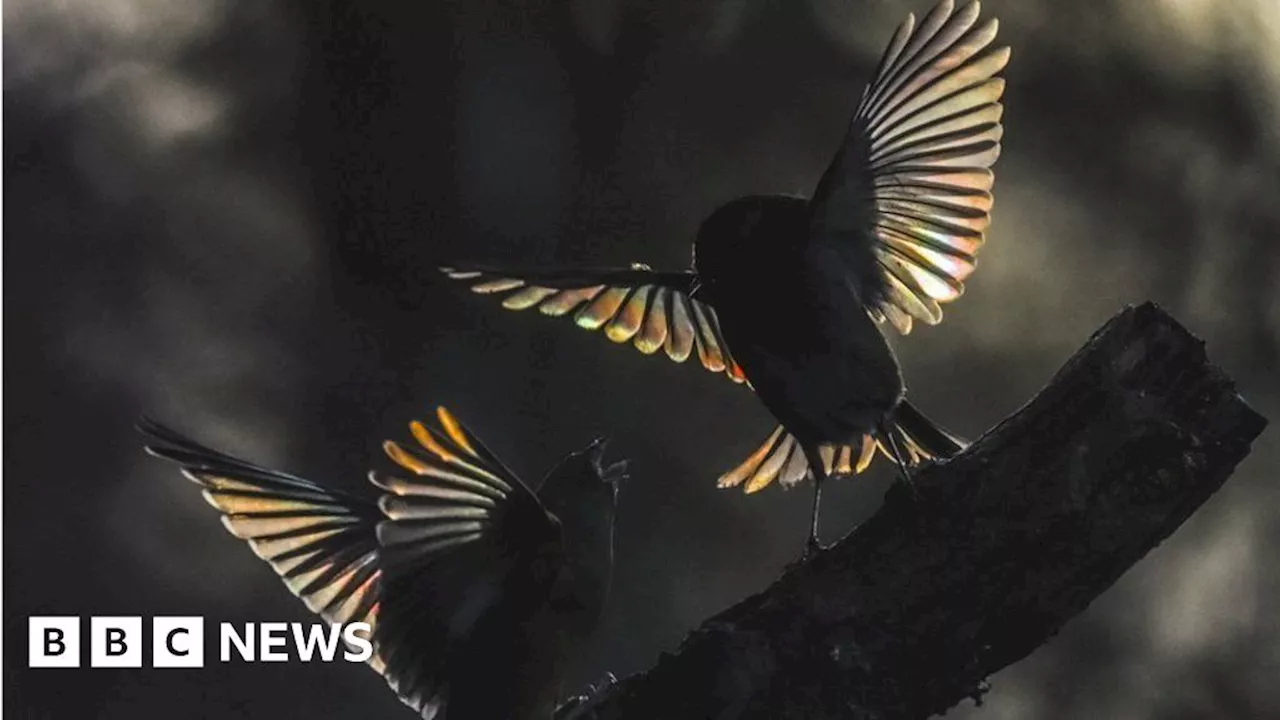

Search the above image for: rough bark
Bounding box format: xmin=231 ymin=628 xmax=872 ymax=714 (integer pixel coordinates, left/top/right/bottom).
xmin=572 ymin=302 xmax=1269 ymax=720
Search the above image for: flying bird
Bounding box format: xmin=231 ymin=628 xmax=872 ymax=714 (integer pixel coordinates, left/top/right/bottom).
xmin=442 ymin=0 xmax=1006 ymax=550
xmin=140 ymin=406 xmax=625 ymax=720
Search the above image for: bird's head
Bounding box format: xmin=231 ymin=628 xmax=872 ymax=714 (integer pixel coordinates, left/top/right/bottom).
xmin=537 ymin=437 xmax=625 ymax=621
xmin=691 ymin=194 xmax=811 ymax=301
xmin=537 ymin=437 xmax=625 ymax=542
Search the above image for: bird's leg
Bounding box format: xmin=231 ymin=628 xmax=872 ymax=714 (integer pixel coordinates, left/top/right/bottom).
xmin=801 ymin=443 xmax=829 ymax=557
xmin=878 ymin=420 xmax=917 ymax=498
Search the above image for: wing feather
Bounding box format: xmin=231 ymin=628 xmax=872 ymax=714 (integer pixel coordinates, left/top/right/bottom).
xmin=141 ymin=407 xmax=559 ymax=720
xmin=809 ymin=0 xmax=1008 ymax=333
xmin=442 ymin=265 xmax=746 ymax=382
xmin=370 ymin=407 xmax=560 ymax=720
xmin=138 ymin=418 xmax=382 ymax=630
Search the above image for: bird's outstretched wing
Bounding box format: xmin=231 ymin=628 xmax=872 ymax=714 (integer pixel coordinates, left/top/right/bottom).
xmin=370 ymin=406 xmax=562 ymax=719
xmin=139 ymin=417 xmax=383 ymax=629
xmin=441 ymin=265 xmax=930 ymax=491
xmin=440 ymin=264 xmax=747 ymax=384
xmin=141 ymin=408 xmax=561 ymax=720
xmin=807 ymin=0 xmax=1009 ymax=334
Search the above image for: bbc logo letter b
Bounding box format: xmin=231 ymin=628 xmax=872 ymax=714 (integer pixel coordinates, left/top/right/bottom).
xmin=30 ymin=617 xmax=80 ymax=668
xmin=91 ymin=617 xmax=142 ymax=668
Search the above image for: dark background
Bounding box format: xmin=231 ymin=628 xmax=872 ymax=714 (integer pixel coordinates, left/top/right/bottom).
xmin=4 ymin=0 xmax=1277 ymax=718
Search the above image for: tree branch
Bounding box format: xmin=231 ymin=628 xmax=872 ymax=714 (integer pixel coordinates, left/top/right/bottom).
xmin=577 ymin=302 xmax=1268 ymax=720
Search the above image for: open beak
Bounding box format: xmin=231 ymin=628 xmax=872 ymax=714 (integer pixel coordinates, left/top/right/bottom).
xmin=585 ymin=436 xmax=628 ymax=486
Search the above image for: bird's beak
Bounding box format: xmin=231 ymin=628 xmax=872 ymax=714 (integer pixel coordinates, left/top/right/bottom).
xmin=602 ymin=458 xmax=629 ymax=488
xmin=585 ymin=435 xmax=610 ymax=469
xmin=585 ymin=436 xmax=628 ymax=486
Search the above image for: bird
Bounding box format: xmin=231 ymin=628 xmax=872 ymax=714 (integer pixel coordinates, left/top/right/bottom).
xmin=441 ymin=0 xmax=1006 ymax=552
xmin=139 ymin=405 xmax=626 ymax=720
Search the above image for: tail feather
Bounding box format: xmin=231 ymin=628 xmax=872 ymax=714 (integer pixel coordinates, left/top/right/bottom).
xmin=887 ymin=399 xmax=967 ymax=463
xmin=716 ymin=400 xmax=966 ymax=493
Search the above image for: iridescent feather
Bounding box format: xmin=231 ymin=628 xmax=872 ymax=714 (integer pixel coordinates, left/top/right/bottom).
xmin=140 ymin=406 xmax=552 ymax=720
xmin=440 ymin=267 xmax=746 ymax=383
xmin=810 ymin=0 xmax=1008 ymax=333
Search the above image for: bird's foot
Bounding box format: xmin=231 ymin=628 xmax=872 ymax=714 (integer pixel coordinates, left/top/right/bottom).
xmin=587 ymin=672 xmax=618 ymax=697
xmin=801 ymin=535 xmax=830 ymax=560
xmin=555 ymin=672 xmax=618 ymax=720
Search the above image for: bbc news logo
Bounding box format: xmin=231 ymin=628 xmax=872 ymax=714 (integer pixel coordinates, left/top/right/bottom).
xmin=29 ymin=617 xmax=372 ymax=668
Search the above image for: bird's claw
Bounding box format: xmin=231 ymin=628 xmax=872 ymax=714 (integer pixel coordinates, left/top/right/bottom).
xmin=555 ymin=672 xmax=618 ymax=720
xmin=801 ymin=535 xmax=830 ymax=560
xmin=588 ymin=672 xmax=618 ymax=696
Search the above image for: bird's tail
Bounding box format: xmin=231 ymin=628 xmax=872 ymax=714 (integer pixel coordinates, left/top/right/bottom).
xmin=716 ymin=400 xmax=966 ymax=494
xmin=887 ymin=399 xmax=967 ymax=467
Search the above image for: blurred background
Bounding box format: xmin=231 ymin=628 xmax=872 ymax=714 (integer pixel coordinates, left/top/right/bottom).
xmin=4 ymin=0 xmax=1277 ymax=717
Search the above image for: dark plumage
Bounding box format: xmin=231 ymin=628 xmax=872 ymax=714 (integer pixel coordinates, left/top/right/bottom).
xmin=139 ymin=407 xmax=625 ymax=719
xmin=442 ymin=0 xmax=1007 ymax=549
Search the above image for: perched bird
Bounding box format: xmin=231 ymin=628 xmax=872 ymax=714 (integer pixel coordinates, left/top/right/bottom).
xmin=139 ymin=406 xmax=626 ymax=719
xmin=442 ymin=0 xmax=1005 ymax=551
